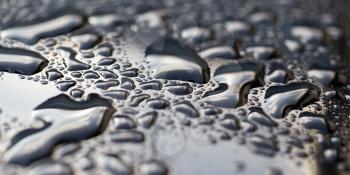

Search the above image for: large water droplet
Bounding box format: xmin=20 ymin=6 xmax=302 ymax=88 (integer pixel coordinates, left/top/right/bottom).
xmin=298 ymin=112 xmax=328 ymax=133
xmin=1 ymin=14 xmax=85 ymax=45
xmin=247 ymin=135 xmax=279 ymax=157
xmin=263 ymin=82 xmax=320 ymax=118
xmin=307 ymin=60 xmax=346 ymax=87
xmin=145 ymin=38 xmax=210 ymax=84
xmin=290 ymin=26 xmax=324 ymax=45
xmin=71 ymin=33 xmax=101 ymax=50
xmin=203 ymin=61 xmax=264 ymax=108
xmin=224 ymin=20 xmax=251 ymax=35
xmin=181 ymin=26 xmax=211 ymax=43
xmin=266 ymin=61 xmax=291 ymax=83
xmin=3 ymin=93 xmax=114 ymax=165
xmin=0 ymin=46 xmax=48 ymax=75
xmin=248 ymin=107 xmax=277 ymax=127
xmin=199 ymin=46 xmax=236 ymax=59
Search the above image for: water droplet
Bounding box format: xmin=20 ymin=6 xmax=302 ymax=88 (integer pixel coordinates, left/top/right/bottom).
xmin=113 ymin=115 xmax=136 ymax=129
xmin=165 ymin=83 xmax=193 ymax=95
xmin=140 ymin=80 xmax=162 ymax=90
xmin=248 ymin=135 xmax=279 ymax=157
xmin=46 ymin=69 xmax=63 ymax=81
xmin=95 ymin=80 xmax=119 ymax=90
xmin=58 ymin=47 xmax=91 ymax=71
xmin=248 ymin=11 xmax=276 ymax=24
xmin=147 ymin=99 xmax=169 ymax=109
xmin=264 ymin=167 xmax=282 ymax=175
xmin=137 ymin=160 xmax=168 ymax=175
xmin=263 ymin=82 xmax=320 ymax=118
xmin=307 ymin=60 xmax=345 ymax=87
xmin=28 ymin=162 xmax=72 ymax=175
xmin=1 ymin=14 xmax=84 ymax=45
xmin=145 ymin=38 xmax=210 ymax=84
xmin=108 ymin=130 xmax=144 ymax=143
xmin=323 ymin=149 xmax=337 ymax=162
xmin=97 ymin=58 xmax=116 ymax=66
xmin=203 ymin=61 xmax=264 ymax=108
xmin=199 ymin=46 xmax=236 ymax=59
xmin=84 ymin=70 xmax=100 ymax=79
xmin=136 ymin=111 xmax=157 ymax=129
xmin=120 ymin=78 xmax=135 ymax=90
xmin=71 ymin=33 xmax=100 ymax=50
xmin=181 ymin=26 xmax=211 ymax=43
xmin=56 ymin=80 xmax=76 ymax=91
xmin=174 ymin=101 xmax=199 ymax=118
xmin=220 ymin=118 xmax=240 ymax=130
xmin=290 ymin=26 xmax=323 ymax=45
xmin=245 ymin=46 xmax=278 ymax=60
xmin=97 ymin=155 xmax=131 ymax=175
xmin=298 ymin=112 xmax=328 ymax=133
xmin=120 ymin=68 xmax=139 ymax=77
xmin=96 ymin=43 xmax=114 ymax=57
xmin=3 ymin=93 xmax=114 ymax=165
xmin=248 ymin=107 xmax=277 ymax=127
xmin=103 ymin=90 xmax=129 ymax=100
xmin=89 ymin=14 xmax=126 ymax=29
xmin=129 ymin=94 xmax=150 ymax=107
xmin=266 ymin=62 xmax=291 ymax=83
xmin=0 ymin=46 xmax=48 ymax=75
xmin=70 ymin=88 xmax=84 ymax=98
xmin=224 ymin=20 xmax=251 ymax=35
xmin=99 ymin=69 xmax=118 ymax=79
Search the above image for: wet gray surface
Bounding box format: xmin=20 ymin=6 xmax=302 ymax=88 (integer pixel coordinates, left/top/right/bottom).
xmin=0 ymin=0 xmax=350 ymax=175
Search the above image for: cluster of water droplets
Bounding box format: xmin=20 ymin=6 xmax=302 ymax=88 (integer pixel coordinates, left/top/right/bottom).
xmin=0 ymin=0 xmax=349 ymax=174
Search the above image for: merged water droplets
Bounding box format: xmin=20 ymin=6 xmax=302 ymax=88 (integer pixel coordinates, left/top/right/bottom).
xmin=3 ymin=93 xmax=114 ymax=166
xmin=203 ymin=61 xmax=264 ymax=108
xmin=263 ymin=82 xmax=320 ymax=118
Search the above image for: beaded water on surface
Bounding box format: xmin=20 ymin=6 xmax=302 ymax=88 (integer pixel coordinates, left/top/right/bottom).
xmin=0 ymin=0 xmax=350 ymax=174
